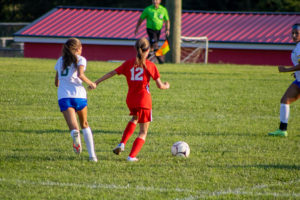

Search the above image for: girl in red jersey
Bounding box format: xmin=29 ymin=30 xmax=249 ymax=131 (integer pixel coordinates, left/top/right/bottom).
xmin=91 ymin=37 xmax=169 ymax=161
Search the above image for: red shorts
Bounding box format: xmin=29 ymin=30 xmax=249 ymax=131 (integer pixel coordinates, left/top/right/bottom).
xmin=129 ymin=108 xmax=152 ymax=123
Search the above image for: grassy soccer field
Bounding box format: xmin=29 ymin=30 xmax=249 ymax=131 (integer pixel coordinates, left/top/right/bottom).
xmin=0 ymin=57 xmax=299 ymax=200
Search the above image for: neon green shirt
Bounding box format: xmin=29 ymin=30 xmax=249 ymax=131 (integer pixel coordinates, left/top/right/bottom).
xmin=140 ymin=5 xmax=169 ymax=31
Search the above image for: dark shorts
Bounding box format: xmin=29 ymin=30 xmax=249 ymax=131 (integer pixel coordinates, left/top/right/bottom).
xmin=147 ymin=28 xmax=161 ymax=50
xmin=58 ymin=98 xmax=87 ymax=112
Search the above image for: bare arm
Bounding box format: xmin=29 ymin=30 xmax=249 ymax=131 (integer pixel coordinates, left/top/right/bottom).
xmin=135 ymin=18 xmax=144 ymax=35
xmin=95 ymin=70 xmax=117 ymax=85
xmin=77 ymin=65 xmax=96 ymax=89
xmin=165 ymin=20 xmax=170 ymax=37
xmin=155 ymin=78 xmax=170 ymax=90
xmin=278 ymin=64 xmax=300 ymax=72
xmin=55 ymin=72 xmax=59 ymax=87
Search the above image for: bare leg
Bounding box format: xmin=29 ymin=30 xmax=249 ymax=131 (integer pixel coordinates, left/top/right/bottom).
xmin=62 ymin=107 xmax=82 ymax=154
xmin=62 ymin=107 xmax=79 ymax=130
xmin=77 ymin=106 xmax=97 ymax=161
xmin=269 ymin=83 xmax=300 ymax=136
xmin=280 ymin=83 xmax=300 ymax=127
xmin=77 ymin=106 xmax=89 ymax=129
xmin=138 ymin=122 xmax=150 ymax=141
xmin=281 ymin=83 xmax=300 ymax=104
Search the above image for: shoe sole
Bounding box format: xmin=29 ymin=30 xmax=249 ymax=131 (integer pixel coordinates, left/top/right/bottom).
xmin=268 ymin=133 xmax=288 ymax=137
xmin=127 ymin=157 xmax=139 ymax=162
xmin=89 ymin=157 xmax=98 ymax=162
xmin=113 ymin=147 xmax=122 ymax=155
xmin=72 ymin=131 xmax=82 ymax=154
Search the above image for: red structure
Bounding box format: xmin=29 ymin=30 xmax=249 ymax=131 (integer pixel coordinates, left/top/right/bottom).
xmin=14 ymin=6 xmax=300 ymax=66
xmin=24 ymin=43 xmax=136 ymax=61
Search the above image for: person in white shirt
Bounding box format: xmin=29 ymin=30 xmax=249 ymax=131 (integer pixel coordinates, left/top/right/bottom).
xmin=269 ymin=24 xmax=300 ymax=137
xmin=54 ymin=37 xmax=98 ymax=162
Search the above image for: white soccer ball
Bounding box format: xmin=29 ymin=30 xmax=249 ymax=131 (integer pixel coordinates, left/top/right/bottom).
xmin=171 ymin=141 xmax=190 ymax=158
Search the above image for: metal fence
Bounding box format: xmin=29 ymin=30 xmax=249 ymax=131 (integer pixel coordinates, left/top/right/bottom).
xmin=0 ymin=23 xmax=29 ymax=57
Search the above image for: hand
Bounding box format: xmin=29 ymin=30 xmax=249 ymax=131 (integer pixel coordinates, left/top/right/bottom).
xmin=165 ymin=30 xmax=170 ymax=37
xmin=164 ymin=82 xmax=170 ymax=89
xmin=88 ymin=82 xmax=97 ymax=90
xmin=278 ymin=66 xmax=286 ymax=72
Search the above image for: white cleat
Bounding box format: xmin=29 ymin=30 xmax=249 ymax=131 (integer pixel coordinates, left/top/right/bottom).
xmin=89 ymin=157 xmax=98 ymax=162
xmin=127 ymin=156 xmax=139 ymax=162
xmin=113 ymin=143 xmax=125 ymax=155
xmin=72 ymin=130 xmax=82 ymax=154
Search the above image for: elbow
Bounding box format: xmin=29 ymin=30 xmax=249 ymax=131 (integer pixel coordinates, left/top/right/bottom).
xmin=78 ymin=74 xmax=85 ymax=80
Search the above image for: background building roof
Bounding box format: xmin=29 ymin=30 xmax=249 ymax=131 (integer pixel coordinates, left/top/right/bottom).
xmin=15 ymin=6 xmax=300 ymax=45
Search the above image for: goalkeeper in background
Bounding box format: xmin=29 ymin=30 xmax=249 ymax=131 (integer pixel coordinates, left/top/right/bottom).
xmin=134 ymin=0 xmax=170 ymax=64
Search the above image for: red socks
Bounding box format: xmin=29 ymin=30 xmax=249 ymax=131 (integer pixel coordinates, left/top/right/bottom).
xmin=121 ymin=122 xmax=145 ymax=158
xmin=120 ymin=121 xmax=136 ymax=145
xmin=129 ymin=137 xmax=145 ymax=158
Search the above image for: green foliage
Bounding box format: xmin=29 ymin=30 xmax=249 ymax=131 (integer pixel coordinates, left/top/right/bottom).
xmin=0 ymin=0 xmax=299 ymax=22
xmin=256 ymin=0 xmax=300 ymax=12
xmin=0 ymin=57 xmax=300 ymax=199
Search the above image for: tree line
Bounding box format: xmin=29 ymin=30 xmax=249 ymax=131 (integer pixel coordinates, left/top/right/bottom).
xmin=0 ymin=0 xmax=299 ymax=22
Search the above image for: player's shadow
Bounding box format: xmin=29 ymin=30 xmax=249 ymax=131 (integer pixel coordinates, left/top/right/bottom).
xmin=92 ymin=129 xmax=120 ymax=135
xmin=2 ymin=151 xmax=82 ymax=162
xmin=0 ymin=129 xmax=69 ymax=134
xmin=0 ymin=129 xmax=120 ymax=135
xmin=229 ymin=164 xmax=300 ymax=170
xmin=148 ymin=131 xmax=257 ymax=137
xmin=191 ymin=131 xmax=255 ymax=137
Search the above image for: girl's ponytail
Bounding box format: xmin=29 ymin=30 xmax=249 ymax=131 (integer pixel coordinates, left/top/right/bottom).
xmin=135 ymin=38 xmax=150 ymax=69
xmin=62 ymin=38 xmax=81 ymax=70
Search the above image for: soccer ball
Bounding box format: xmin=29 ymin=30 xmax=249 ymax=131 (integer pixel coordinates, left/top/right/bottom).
xmin=171 ymin=141 xmax=190 ymax=158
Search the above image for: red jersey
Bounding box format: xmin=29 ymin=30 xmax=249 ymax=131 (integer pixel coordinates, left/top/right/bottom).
xmin=115 ymin=58 xmax=160 ymax=109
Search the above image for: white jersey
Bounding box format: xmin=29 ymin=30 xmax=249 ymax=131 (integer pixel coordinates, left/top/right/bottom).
xmin=292 ymin=42 xmax=300 ymax=81
xmin=55 ymin=55 xmax=87 ymax=100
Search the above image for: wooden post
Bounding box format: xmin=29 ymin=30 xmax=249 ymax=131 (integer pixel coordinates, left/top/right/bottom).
xmin=166 ymin=0 xmax=181 ymax=63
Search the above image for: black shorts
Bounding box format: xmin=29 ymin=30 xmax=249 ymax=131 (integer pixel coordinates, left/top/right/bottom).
xmin=147 ymin=28 xmax=161 ymax=50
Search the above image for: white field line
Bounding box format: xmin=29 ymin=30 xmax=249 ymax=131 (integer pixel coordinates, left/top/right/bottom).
xmin=0 ymin=178 xmax=193 ymax=193
xmin=176 ymin=179 xmax=300 ymax=200
xmin=0 ymin=177 xmax=299 ymax=198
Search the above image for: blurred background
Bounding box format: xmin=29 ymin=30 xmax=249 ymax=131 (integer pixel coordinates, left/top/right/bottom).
xmin=0 ymin=0 xmax=299 ymax=61
xmin=1 ymin=0 xmax=300 ymax=22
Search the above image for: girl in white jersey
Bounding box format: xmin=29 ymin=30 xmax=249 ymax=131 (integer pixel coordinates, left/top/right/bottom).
xmin=55 ymin=38 xmax=98 ymax=161
xmin=269 ymin=24 xmax=300 ymax=137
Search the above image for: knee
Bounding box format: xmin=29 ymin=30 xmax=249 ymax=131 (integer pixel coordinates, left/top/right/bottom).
xmin=280 ymin=97 xmax=290 ymax=104
xmin=81 ymin=121 xmax=89 ymax=129
xmin=138 ymin=134 xmax=147 ymax=141
xmin=130 ymin=117 xmax=138 ymax=124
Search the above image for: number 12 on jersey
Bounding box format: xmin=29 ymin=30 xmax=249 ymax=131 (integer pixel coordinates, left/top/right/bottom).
xmin=130 ymin=67 xmax=144 ymax=81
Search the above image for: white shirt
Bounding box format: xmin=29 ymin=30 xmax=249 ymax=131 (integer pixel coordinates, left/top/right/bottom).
xmin=55 ymin=55 xmax=87 ymax=100
xmin=292 ymin=42 xmax=300 ymax=81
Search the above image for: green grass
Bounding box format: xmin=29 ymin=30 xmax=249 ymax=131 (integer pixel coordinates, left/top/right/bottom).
xmin=0 ymin=57 xmax=299 ymax=199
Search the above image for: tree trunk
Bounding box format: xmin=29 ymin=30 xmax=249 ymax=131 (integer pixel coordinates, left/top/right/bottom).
xmin=165 ymin=0 xmax=182 ymax=63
